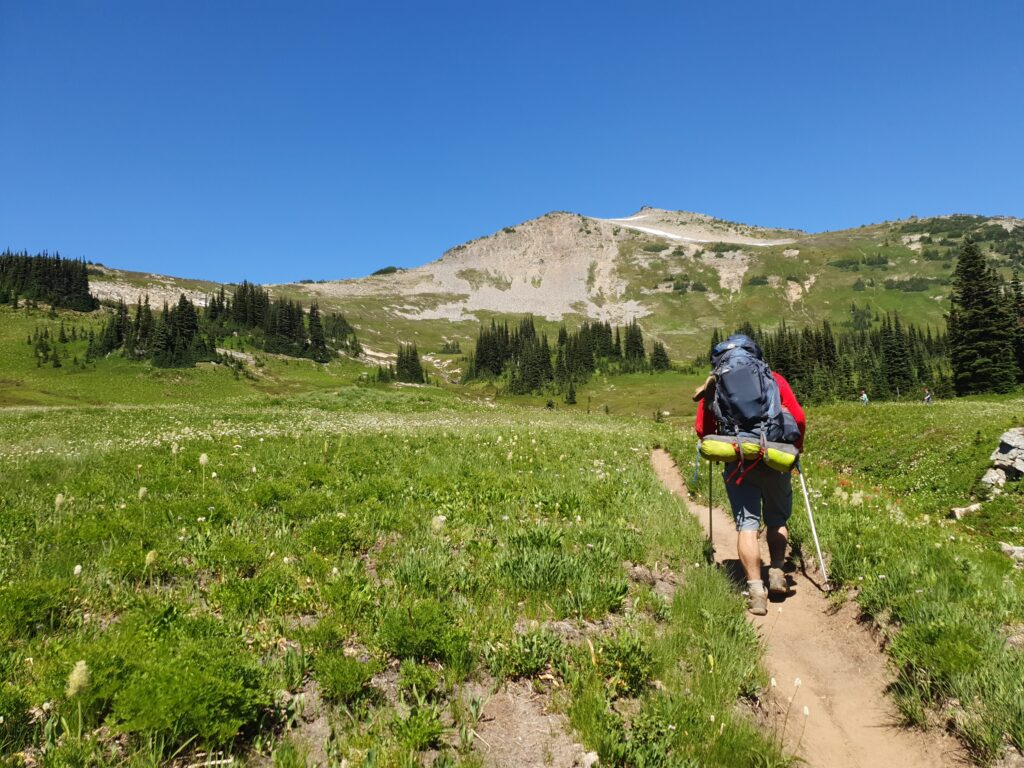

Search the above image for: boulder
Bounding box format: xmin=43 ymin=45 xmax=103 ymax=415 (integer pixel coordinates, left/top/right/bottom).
xmin=991 ymin=427 xmax=1024 ymax=479
xmin=1000 ymin=542 xmax=1024 ymax=564
xmin=981 ymin=467 xmax=1007 ymax=488
xmin=949 ymin=502 xmax=983 ymax=520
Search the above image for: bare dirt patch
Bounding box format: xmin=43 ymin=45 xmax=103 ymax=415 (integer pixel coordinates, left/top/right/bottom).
xmin=461 ymin=680 xmax=596 ymax=768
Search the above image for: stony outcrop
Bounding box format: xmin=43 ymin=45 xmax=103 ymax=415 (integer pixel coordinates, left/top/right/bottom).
xmin=980 ymin=427 xmax=1024 ymax=493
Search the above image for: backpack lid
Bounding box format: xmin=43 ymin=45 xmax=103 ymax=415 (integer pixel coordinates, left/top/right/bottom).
xmin=710 ymin=334 xmax=763 ymax=367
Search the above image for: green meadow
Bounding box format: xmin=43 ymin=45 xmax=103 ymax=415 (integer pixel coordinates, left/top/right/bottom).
xmin=2 ymin=304 xmax=1023 ymax=766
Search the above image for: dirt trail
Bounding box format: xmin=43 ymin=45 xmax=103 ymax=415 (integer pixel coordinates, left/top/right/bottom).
xmin=650 ymin=449 xmax=966 ymax=768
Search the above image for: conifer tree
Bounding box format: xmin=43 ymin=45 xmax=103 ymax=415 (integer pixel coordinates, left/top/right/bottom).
xmin=650 ymin=341 xmax=671 ymax=371
xmin=307 ymin=302 xmax=329 ymax=362
xmin=947 ymin=237 xmax=1018 ymax=394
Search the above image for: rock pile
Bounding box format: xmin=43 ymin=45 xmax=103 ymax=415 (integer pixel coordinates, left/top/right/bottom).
xmin=980 ymin=427 xmax=1024 ymax=493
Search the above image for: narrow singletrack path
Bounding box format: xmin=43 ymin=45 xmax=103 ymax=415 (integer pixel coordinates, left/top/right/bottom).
xmin=650 ymin=449 xmax=966 ymax=768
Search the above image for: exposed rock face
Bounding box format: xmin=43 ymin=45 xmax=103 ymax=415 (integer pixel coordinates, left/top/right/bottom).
xmin=991 ymin=427 xmax=1024 ymax=479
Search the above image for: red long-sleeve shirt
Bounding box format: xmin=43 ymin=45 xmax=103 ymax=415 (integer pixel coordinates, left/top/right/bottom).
xmin=694 ymin=372 xmax=806 ymax=451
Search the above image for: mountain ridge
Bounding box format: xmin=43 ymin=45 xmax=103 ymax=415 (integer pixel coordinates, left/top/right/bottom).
xmin=84 ymin=209 xmax=1024 ymax=358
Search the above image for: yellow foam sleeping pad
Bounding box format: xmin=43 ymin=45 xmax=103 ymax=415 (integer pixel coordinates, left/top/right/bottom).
xmin=698 ymin=434 xmax=800 ymax=473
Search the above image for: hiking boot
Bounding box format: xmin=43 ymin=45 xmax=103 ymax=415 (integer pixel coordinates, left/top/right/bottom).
xmin=768 ymin=567 xmax=788 ymax=596
xmin=748 ymin=589 xmax=768 ymax=616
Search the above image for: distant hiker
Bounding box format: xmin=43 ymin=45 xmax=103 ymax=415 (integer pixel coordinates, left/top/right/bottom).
xmin=859 ymin=389 xmax=869 ymax=406
xmin=923 ymin=387 xmax=932 ymax=405
xmin=694 ymin=334 xmax=806 ymax=616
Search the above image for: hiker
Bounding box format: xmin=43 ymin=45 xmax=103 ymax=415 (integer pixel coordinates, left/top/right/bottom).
xmin=694 ymin=334 xmax=805 ymax=616
xmin=859 ymin=388 xmax=869 ymax=406
xmin=923 ymin=387 xmax=932 ymax=405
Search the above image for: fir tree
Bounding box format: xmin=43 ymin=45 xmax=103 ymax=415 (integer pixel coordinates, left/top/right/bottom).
xmin=947 ymin=237 xmax=1018 ymax=394
xmin=650 ymin=341 xmax=671 ymax=371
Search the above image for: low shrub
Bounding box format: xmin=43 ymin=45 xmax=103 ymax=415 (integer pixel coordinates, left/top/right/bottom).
xmin=314 ymin=651 xmax=378 ymax=706
xmin=485 ymin=630 xmax=562 ymax=680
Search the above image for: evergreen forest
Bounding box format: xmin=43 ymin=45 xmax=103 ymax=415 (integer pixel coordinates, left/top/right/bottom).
xmin=0 ymin=250 xmax=98 ymax=312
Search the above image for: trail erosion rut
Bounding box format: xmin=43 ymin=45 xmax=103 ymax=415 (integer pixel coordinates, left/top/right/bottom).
xmin=650 ymin=448 xmax=965 ymax=768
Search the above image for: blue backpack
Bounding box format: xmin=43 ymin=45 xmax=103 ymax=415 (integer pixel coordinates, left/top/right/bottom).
xmin=709 ymin=335 xmax=800 ymax=444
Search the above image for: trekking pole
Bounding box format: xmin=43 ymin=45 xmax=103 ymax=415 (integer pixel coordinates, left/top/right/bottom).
xmin=708 ymin=460 xmax=713 ymax=543
xmin=795 ymin=460 xmax=829 ymax=589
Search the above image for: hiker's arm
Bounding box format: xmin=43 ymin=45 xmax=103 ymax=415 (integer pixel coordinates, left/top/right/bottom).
xmin=775 ymin=373 xmax=806 ymax=449
xmin=694 ymin=398 xmax=714 ymax=438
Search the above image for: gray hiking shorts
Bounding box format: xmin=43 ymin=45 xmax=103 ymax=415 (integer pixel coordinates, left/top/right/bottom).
xmin=722 ymin=462 xmax=793 ymax=532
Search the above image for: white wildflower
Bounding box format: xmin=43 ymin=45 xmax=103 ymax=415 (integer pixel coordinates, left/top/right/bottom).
xmin=66 ymin=660 xmax=90 ymax=698
xmin=794 ymin=677 xmax=802 ymax=688
xmin=55 ymin=493 xmax=65 ymax=511
xmin=210 ymin=471 xmax=218 ymax=479
xmin=138 ymin=486 xmax=148 ymax=500
xmin=145 ymin=550 xmax=158 ymax=569
xmin=73 ymin=564 xmax=82 ymax=577
xmin=197 ymin=516 xmax=206 ymax=523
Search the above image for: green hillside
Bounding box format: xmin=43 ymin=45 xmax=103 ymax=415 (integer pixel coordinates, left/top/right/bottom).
xmin=77 ymin=211 xmax=1024 ymax=364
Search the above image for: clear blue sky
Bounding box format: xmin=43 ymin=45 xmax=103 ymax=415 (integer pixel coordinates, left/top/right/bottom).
xmin=2 ymin=1 xmax=1022 ymax=283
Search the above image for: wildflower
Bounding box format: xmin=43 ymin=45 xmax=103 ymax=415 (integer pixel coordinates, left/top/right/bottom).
xmin=709 ymin=714 xmax=716 ymax=723
xmin=73 ymin=564 xmax=82 ymax=577
xmin=145 ymin=550 xmax=157 ymax=569
xmin=331 ymin=567 xmax=339 ymax=576
xmin=138 ymin=486 xmax=148 ymax=500
xmin=803 ymin=706 xmax=810 ymax=717
xmin=770 ymin=677 xmax=777 ymax=688
xmin=283 ymin=556 xmax=292 ymax=565
xmin=171 ymin=443 xmax=180 ymax=455
xmin=251 ymin=466 xmax=257 ymax=474
xmin=794 ymin=677 xmax=802 ymax=688
xmin=210 ymin=471 xmax=218 ymax=479
xmin=199 ymin=453 xmax=209 ymax=466
xmin=197 ymin=516 xmax=206 ymax=523
xmin=42 ymin=702 xmax=51 ymax=712
xmin=66 ymin=660 xmax=90 ymax=698
xmin=55 ymin=493 xmax=65 ymax=512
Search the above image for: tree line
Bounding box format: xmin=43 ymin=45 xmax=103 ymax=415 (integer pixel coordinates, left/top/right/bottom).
xmin=713 ymin=310 xmax=951 ymax=404
xmin=0 ymin=250 xmax=98 ymax=311
xmin=95 ymin=287 xmax=360 ymax=368
xmin=462 ymin=317 xmax=671 ymax=396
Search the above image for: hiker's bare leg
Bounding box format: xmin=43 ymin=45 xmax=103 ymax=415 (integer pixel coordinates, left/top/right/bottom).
xmin=767 ymin=526 xmax=789 ymax=566
xmin=737 ymin=530 xmax=762 ymax=581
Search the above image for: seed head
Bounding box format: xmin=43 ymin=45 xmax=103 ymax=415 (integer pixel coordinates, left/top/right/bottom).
xmin=138 ymin=486 xmax=148 ymax=500
xmin=73 ymin=564 xmax=82 ymax=577
xmin=66 ymin=660 xmax=90 ymax=698
xmin=171 ymin=443 xmax=180 ymax=455
xmin=144 ymin=550 xmax=157 ymax=569
xmin=199 ymin=453 xmax=209 ymax=467
xmin=55 ymin=493 xmax=65 ymax=511
xmin=794 ymin=677 xmax=802 ymax=688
